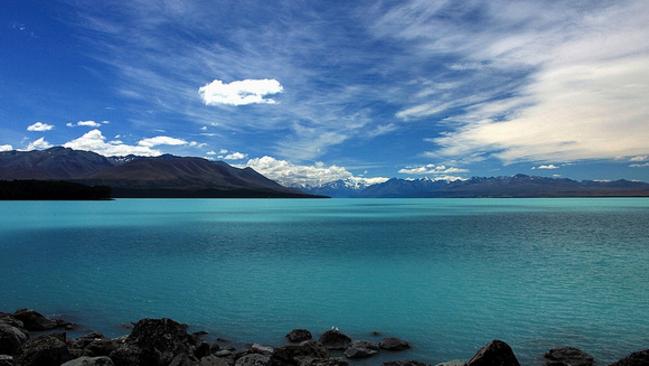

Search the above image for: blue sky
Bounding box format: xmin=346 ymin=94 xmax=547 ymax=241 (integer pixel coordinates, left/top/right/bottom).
xmin=1 ymin=0 xmax=649 ymax=186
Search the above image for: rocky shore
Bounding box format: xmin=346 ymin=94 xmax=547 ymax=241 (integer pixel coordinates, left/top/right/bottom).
xmin=1 ymin=309 xmax=647 ymax=366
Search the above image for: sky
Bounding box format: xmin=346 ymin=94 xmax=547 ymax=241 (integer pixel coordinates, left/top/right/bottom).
xmin=1 ymin=0 xmax=649 ymax=186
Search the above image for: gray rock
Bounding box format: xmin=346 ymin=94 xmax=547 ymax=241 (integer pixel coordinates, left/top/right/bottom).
xmin=383 ymin=361 xmax=428 ymax=366
xmin=465 ymin=340 xmax=520 ymax=366
xmin=344 ymin=341 xmax=378 ymax=359
xmin=379 ymin=337 xmax=410 ymax=351
xmin=235 ymin=354 xmax=270 ymax=366
xmin=19 ymin=334 xmax=72 ymax=366
xmin=286 ymin=330 xmax=312 ymax=343
xmin=298 ymin=357 xmax=348 ymax=366
xmin=201 ymin=355 xmax=232 ymax=366
xmin=215 ymin=350 xmax=233 ymax=357
xmin=270 ymin=341 xmax=329 ymax=365
xmin=544 ymin=347 xmax=594 ymax=366
xmin=61 ymin=356 xmax=115 ymax=366
xmin=250 ymin=344 xmax=274 ymax=356
xmin=318 ymin=330 xmax=351 ymax=350
xmin=170 ymin=353 xmax=199 ymax=366
xmin=0 ymin=355 xmax=14 ymax=366
xmin=0 ymin=323 xmax=28 ymax=355
xmin=609 ymin=349 xmax=649 ymax=366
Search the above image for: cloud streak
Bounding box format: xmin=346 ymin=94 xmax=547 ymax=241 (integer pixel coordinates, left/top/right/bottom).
xmin=199 ymin=79 xmax=283 ymax=106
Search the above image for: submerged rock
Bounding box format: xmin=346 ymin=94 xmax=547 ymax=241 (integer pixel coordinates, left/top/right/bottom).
xmin=465 ymin=340 xmax=520 ymax=366
xmin=318 ymin=330 xmax=351 ymax=350
xmin=544 ymin=347 xmax=594 ymax=366
xmin=343 ymin=340 xmax=378 ymax=359
xmin=0 ymin=322 xmax=28 ymax=355
xmin=609 ymin=349 xmax=649 ymax=366
xmin=286 ymin=329 xmax=312 ymax=343
xmin=61 ymin=356 xmax=115 ymax=366
xmin=19 ymin=334 xmax=72 ymax=366
xmin=379 ymin=337 xmax=410 ymax=351
xmin=12 ymin=309 xmax=63 ymax=331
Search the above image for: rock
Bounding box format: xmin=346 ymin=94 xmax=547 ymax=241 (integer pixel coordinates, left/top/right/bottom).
xmin=215 ymin=350 xmax=233 ymax=357
xmin=0 ymin=323 xmax=28 ymax=355
xmin=297 ymin=357 xmax=348 ymax=366
xmin=609 ymin=349 xmax=649 ymax=366
xmin=544 ymin=347 xmax=594 ymax=366
xmin=343 ymin=341 xmax=378 ymax=359
xmin=270 ymin=341 xmax=329 ymax=366
xmin=74 ymin=332 xmax=106 ymax=349
xmin=383 ymin=361 xmax=428 ymax=366
xmin=434 ymin=360 xmax=463 ymax=366
xmin=128 ymin=318 xmax=195 ymax=354
xmin=465 ymin=340 xmax=520 ymax=366
xmin=0 ymin=316 xmax=24 ymax=329
xmin=19 ymin=334 xmax=72 ymax=366
xmin=318 ymin=330 xmax=351 ymax=350
xmin=0 ymin=355 xmax=14 ymax=366
xmin=12 ymin=309 xmax=62 ymax=331
xmin=250 ymin=344 xmax=274 ymax=356
xmin=109 ymin=343 xmax=157 ymax=366
xmin=83 ymin=339 xmax=119 ymax=357
xmin=61 ymin=356 xmax=115 ymax=366
xmin=235 ymin=354 xmax=270 ymax=366
xmin=195 ymin=342 xmax=212 ymax=359
xmin=379 ymin=337 xmax=410 ymax=351
xmin=201 ymin=355 xmax=232 ymax=366
xmin=286 ymin=330 xmax=312 ymax=343
xmin=170 ymin=353 xmax=199 ymax=366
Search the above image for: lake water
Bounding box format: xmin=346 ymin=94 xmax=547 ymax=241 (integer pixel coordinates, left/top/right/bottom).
xmin=1 ymin=198 xmax=648 ymax=364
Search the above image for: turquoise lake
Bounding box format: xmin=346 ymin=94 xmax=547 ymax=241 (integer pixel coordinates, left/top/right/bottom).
xmin=1 ymin=198 xmax=649 ymax=364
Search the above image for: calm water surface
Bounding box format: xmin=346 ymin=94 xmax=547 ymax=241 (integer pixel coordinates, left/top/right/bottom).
xmin=1 ymin=198 xmax=648 ymax=364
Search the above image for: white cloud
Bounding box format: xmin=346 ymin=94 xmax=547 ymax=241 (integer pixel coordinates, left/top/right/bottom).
xmin=26 ymin=122 xmax=54 ymax=132
xmin=630 ymin=155 xmax=648 ymax=162
xmin=137 ymin=136 xmax=187 ymax=147
xmin=398 ymin=164 xmax=468 ymax=175
xmin=198 ymin=78 xmax=283 ymax=106
xmin=244 ymin=156 xmax=388 ymax=187
xmin=189 ymin=141 xmax=207 ymax=148
xmin=221 ymin=152 xmax=247 ymax=160
xmin=532 ymin=164 xmax=559 ymax=170
xmin=377 ymin=1 xmax=649 ymax=163
xmin=25 ymin=137 xmax=52 ymax=150
xmin=67 ymin=120 xmax=102 ymax=128
xmin=63 ymin=129 xmax=162 ymax=156
xmin=0 ymin=144 xmax=13 ymax=152
xmin=367 ymin=123 xmax=398 ymax=138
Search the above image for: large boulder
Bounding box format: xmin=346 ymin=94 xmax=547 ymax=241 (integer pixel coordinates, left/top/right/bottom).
xmin=343 ymin=341 xmax=378 ymax=359
xmin=83 ymin=338 xmax=120 ymax=358
xmin=128 ymin=318 xmax=195 ymax=354
xmin=0 ymin=323 xmax=28 ymax=355
xmin=18 ymin=334 xmax=72 ymax=366
xmin=318 ymin=331 xmax=351 ymax=351
xmin=62 ymin=356 xmax=115 ymax=366
xmin=12 ymin=309 xmax=62 ymax=331
xmin=379 ymin=337 xmax=410 ymax=351
xmin=383 ymin=362 xmax=428 ymax=366
xmin=235 ymin=354 xmax=270 ymax=366
xmin=609 ymin=349 xmax=649 ymax=366
xmin=286 ymin=330 xmax=312 ymax=343
xmin=465 ymin=340 xmax=520 ymax=366
xmin=270 ymin=341 xmax=328 ymax=366
xmin=544 ymin=347 xmax=594 ymax=366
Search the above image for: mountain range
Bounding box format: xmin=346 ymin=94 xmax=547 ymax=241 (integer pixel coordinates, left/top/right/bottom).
xmin=2 ymin=147 xmax=649 ymax=198
xmin=302 ymin=175 xmax=649 ymax=198
xmin=0 ymin=147 xmax=316 ymax=198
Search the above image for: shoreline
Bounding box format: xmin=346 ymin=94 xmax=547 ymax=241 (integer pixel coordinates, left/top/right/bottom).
xmin=2 ymin=309 xmax=647 ymax=366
